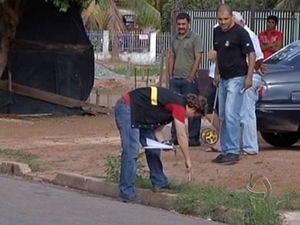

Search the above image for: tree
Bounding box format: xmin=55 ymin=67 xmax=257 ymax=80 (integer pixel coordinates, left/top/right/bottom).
xmin=0 ymin=0 xmax=162 ymax=73
xmin=82 ymin=0 xmax=161 ymax=30
xmin=275 ymin=0 xmax=300 ymax=9
xmin=81 ymin=0 xmax=162 ymax=60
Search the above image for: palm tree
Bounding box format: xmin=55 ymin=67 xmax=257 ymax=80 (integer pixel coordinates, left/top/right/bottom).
xmin=82 ymin=0 xmax=161 ymax=31
xmin=81 ymin=0 xmax=161 ymax=60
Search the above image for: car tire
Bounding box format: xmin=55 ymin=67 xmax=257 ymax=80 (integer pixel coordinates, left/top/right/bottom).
xmin=260 ymin=132 xmax=300 ymax=147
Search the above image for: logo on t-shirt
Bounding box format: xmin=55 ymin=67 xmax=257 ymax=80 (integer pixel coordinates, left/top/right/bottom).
xmin=225 ymin=40 xmax=229 ymax=47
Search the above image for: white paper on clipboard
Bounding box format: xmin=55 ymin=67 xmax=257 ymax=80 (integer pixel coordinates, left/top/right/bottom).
xmin=144 ymin=138 xmax=173 ymax=149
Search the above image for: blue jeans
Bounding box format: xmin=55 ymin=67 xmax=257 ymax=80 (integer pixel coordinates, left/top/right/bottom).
xmin=114 ymin=99 xmax=168 ymax=200
xmin=169 ymin=77 xmax=201 ymax=141
xmin=218 ymin=76 xmax=244 ymax=155
xmin=240 ymin=74 xmax=262 ymax=154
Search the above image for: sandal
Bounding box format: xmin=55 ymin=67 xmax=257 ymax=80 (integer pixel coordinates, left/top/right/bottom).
xmin=205 ymin=147 xmax=221 ymax=152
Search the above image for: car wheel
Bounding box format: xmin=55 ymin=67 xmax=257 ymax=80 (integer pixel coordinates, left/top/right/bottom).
xmin=260 ymin=132 xmax=300 ymax=147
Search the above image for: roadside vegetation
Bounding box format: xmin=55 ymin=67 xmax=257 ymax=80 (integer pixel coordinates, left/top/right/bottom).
xmin=104 ymin=154 xmax=300 ymax=225
xmin=100 ymin=59 xmax=164 ymax=77
xmin=0 ymin=148 xmax=42 ymax=172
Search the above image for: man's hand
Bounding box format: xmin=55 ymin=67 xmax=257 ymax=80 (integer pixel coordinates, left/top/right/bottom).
xmin=257 ymin=64 xmax=267 ymax=76
xmin=244 ymin=76 xmax=252 ymax=89
xmin=187 ymin=75 xmax=195 ymax=83
xmin=185 ymin=158 xmax=192 ymax=172
xmin=213 ymin=74 xmax=220 ymax=86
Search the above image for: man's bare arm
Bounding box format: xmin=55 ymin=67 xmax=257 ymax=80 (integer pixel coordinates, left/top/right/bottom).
xmin=174 ymin=118 xmax=191 ymax=171
xmin=244 ymin=52 xmax=256 ymax=89
xmin=168 ymin=51 xmax=175 ymax=80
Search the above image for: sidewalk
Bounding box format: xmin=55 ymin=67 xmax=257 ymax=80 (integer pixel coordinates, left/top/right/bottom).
xmin=0 ymin=161 xmax=299 ymax=225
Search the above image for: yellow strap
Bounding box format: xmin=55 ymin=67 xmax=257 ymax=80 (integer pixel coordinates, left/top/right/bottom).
xmin=150 ymin=86 xmax=158 ymax=105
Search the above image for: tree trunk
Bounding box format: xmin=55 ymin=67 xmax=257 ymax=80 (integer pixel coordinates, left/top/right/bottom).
xmin=110 ymin=31 xmax=120 ymax=62
xmin=0 ymin=0 xmax=24 ymax=78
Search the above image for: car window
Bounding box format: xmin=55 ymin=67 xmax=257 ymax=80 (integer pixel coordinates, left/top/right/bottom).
xmin=264 ymin=41 xmax=300 ymax=66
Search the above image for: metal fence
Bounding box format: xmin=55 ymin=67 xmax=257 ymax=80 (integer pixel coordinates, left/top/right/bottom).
xmin=87 ymin=30 xmax=104 ymax=52
xmin=188 ymin=10 xmax=300 ymax=69
xmin=113 ymin=31 xmax=150 ymax=52
xmin=87 ymin=31 xmax=151 ymax=53
xmin=86 ymin=10 xmax=300 ymax=67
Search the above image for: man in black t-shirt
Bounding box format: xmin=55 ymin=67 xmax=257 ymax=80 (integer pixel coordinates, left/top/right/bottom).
xmin=212 ymin=4 xmax=255 ymax=164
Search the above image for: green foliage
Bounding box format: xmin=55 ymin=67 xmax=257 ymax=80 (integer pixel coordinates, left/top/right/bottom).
xmin=104 ymin=153 xmax=150 ymax=187
xmin=160 ymin=0 xmax=283 ymax=31
xmin=104 ymin=154 xmax=121 ymax=182
xmin=175 ymin=184 xmax=300 ymax=225
xmin=0 ymin=149 xmax=41 ymax=172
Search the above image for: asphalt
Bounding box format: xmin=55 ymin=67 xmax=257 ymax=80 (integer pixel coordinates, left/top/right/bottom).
xmin=0 ymin=160 xmax=299 ymax=225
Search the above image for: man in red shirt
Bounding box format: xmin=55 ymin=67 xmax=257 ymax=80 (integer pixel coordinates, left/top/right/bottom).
xmin=258 ymin=15 xmax=283 ymax=59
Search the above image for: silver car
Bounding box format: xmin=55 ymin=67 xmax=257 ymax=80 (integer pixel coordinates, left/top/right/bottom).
xmin=256 ymin=40 xmax=300 ymax=147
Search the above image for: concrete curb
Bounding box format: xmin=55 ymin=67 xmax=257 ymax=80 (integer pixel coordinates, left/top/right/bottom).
xmin=52 ymin=172 xmax=177 ymax=210
xmin=0 ymin=161 xmax=31 ymax=176
xmin=1 ymin=161 xmax=300 ymax=224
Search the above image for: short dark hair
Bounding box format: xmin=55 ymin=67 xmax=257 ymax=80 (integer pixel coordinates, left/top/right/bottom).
xmin=176 ymin=12 xmax=190 ymax=23
xmin=217 ymin=4 xmax=233 ymax=15
xmin=267 ymin=15 xmax=278 ymax=25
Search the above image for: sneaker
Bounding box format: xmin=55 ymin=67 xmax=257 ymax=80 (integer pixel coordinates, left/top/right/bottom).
xmin=189 ymin=139 xmax=201 ymax=147
xmin=152 ymin=183 xmax=172 ymax=193
xmin=169 ymin=137 xmax=178 ymax=145
xmin=212 ymin=153 xmax=225 ymax=163
xmin=212 ymin=153 xmax=239 ymax=165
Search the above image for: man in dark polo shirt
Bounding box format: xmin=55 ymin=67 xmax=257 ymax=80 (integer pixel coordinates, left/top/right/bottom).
xmin=168 ymin=12 xmax=203 ymax=147
xmin=212 ymin=4 xmax=255 ymax=164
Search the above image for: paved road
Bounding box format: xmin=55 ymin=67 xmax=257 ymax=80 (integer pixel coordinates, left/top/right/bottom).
xmin=0 ymin=175 xmax=225 ymax=225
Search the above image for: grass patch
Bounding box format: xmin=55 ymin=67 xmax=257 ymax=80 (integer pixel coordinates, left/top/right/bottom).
xmin=104 ymin=153 xmax=151 ymax=189
xmin=103 ymin=154 xmax=300 ymax=224
xmin=0 ymin=148 xmax=41 ymax=172
xmin=175 ymin=184 xmax=300 ymax=225
xmin=106 ymin=62 xmax=162 ymax=78
xmin=114 ymin=65 xmax=161 ymax=77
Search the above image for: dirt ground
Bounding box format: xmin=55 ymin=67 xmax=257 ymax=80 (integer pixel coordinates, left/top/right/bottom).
xmin=0 ymin=111 xmax=299 ymax=197
xmin=0 ymin=67 xmax=299 ymax=197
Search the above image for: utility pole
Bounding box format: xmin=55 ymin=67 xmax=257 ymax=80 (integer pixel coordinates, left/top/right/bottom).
xmin=250 ymin=0 xmax=256 ymax=30
xmin=219 ymin=0 xmax=225 ymax=4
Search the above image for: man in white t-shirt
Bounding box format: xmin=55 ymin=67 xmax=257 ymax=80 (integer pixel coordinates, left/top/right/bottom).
xmin=232 ymin=11 xmax=265 ymax=155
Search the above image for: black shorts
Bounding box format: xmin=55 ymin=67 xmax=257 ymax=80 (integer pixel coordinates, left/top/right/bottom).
xmin=204 ymin=80 xmax=218 ymax=114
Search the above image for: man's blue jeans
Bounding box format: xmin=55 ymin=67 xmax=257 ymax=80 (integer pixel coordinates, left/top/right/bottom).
xmin=114 ymin=99 xmax=169 ymax=200
xmin=218 ymin=76 xmax=244 ymax=155
xmin=169 ymin=77 xmax=201 ymax=141
xmin=240 ymin=74 xmax=262 ymax=154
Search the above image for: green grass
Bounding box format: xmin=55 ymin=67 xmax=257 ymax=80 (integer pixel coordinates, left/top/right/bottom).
xmin=111 ymin=65 xmax=162 ymax=77
xmin=175 ymin=184 xmax=300 ymax=225
xmin=0 ymin=148 xmax=42 ymax=172
xmin=103 ymin=154 xmax=300 ymax=225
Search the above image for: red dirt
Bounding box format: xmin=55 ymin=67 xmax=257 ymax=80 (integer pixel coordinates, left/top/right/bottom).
xmin=0 ymin=112 xmax=299 ymax=197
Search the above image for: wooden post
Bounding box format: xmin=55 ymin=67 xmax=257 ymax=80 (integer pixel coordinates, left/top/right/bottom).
xmin=158 ymin=50 xmax=165 ymax=87
xmin=96 ymin=88 xmax=100 ymax=106
xmin=134 ymin=67 xmax=137 ymax=89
